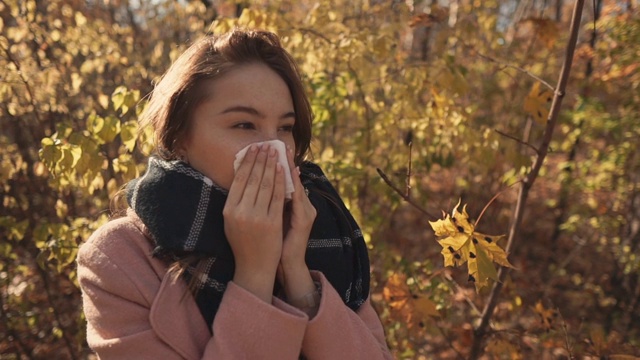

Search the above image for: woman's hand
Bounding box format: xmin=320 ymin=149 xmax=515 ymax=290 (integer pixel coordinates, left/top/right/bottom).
xmin=223 ymin=143 xmax=286 ymax=303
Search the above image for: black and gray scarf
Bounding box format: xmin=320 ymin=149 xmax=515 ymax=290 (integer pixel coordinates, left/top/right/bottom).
xmin=126 ymin=156 xmax=370 ymax=326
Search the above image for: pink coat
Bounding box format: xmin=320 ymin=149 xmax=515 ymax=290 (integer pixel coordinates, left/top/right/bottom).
xmin=77 ymin=210 xmax=392 ymax=359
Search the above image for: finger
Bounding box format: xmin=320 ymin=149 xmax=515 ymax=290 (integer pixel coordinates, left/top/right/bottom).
xmin=240 ymin=144 xmax=270 ymax=205
xmin=269 ymin=162 xmax=286 ymax=217
xmin=227 ymin=143 xmax=260 ymax=205
xmin=255 ymin=145 xmax=278 ymax=208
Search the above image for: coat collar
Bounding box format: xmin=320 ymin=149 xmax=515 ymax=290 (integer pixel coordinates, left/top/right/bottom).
xmin=149 ymin=270 xmax=211 ymax=359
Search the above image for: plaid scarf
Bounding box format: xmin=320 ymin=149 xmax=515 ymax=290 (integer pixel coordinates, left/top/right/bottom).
xmin=126 ymin=156 xmax=370 ymax=326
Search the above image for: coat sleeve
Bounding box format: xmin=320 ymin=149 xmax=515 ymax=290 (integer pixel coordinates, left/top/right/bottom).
xmin=77 ymin=220 xmax=309 ymax=360
xmin=301 ymin=271 xmax=392 ymax=360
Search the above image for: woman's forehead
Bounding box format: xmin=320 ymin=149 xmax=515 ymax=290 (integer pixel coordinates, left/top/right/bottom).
xmin=195 ymin=63 xmax=294 ymax=111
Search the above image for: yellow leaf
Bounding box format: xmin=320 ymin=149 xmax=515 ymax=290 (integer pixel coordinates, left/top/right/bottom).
xmin=39 ymin=137 xmax=62 ymax=170
xmin=51 ymin=29 xmax=61 ymax=42
xmin=55 ymin=199 xmax=68 ymax=219
xmin=98 ymin=94 xmax=109 ymax=109
xmin=98 ymin=116 xmax=121 ymax=144
xmin=111 ymin=86 xmax=127 ymax=112
xmin=533 ymin=300 xmax=557 ymax=331
xmin=71 ymin=73 xmax=83 ymax=92
xmin=120 ymin=120 xmax=137 ymax=152
xmin=75 ymin=12 xmax=87 ymax=26
xmin=524 ymin=82 xmax=553 ymax=124
xmin=429 ymin=201 xmax=514 ymax=292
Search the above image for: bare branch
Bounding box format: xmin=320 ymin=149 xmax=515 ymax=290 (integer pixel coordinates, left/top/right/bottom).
xmin=406 ymin=142 xmax=413 ymax=198
xmin=475 ymin=51 xmax=555 ymax=91
xmin=376 ymin=168 xmax=438 ymax=220
xmin=494 ymin=129 xmax=540 ymax=154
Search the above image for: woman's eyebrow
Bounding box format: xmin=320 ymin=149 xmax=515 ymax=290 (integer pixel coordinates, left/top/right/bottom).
xmin=219 ymin=105 xmax=295 ymax=119
xmin=281 ymin=111 xmax=296 ymax=120
xmin=218 ymin=105 xmax=262 ymax=117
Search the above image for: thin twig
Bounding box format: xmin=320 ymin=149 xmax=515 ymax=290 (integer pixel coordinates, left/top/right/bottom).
xmin=294 ymin=27 xmax=333 ymax=44
xmin=476 ymin=51 xmax=555 ymax=91
xmin=406 ymin=142 xmax=413 ymax=198
xmin=376 ymin=168 xmax=438 ymax=220
xmin=475 ymin=180 xmax=522 ymax=227
xmin=558 ymin=309 xmax=576 ymax=359
xmin=441 ymin=272 xmax=483 ymax=317
xmin=494 ymin=129 xmax=540 ymax=155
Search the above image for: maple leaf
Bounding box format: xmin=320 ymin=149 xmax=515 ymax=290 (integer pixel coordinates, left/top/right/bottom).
xmin=429 ymin=201 xmax=514 ymax=291
xmin=382 ymin=273 xmax=440 ymax=335
xmin=524 ymin=81 xmax=553 ymax=124
xmin=532 ymin=300 xmax=557 ymax=332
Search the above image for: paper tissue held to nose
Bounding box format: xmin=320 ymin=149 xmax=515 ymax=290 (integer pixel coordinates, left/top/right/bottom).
xmin=233 ymin=140 xmax=295 ymax=199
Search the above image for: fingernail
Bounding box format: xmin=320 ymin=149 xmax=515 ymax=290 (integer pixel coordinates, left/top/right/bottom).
xmin=276 ymin=163 xmax=283 ymax=172
xmin=296 ymin=166 xmax=301 ymax=175
xmin=250 ymin=144 xmax=259 ymax=152
xmin=269 ymin=146 xmax=277 ymax=157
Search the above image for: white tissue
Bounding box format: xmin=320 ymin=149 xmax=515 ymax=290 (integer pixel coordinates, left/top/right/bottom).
xmin=233 ymin=140 xmax=295 ymax=199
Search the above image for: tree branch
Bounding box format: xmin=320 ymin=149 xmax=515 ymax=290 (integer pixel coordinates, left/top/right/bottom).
xmin=474 ymin=51 xmax=555 ymax=91
xmin=469 ymin=1 xmax=586 ymax=358
xmin=494 ymin=129 xmax=540 ymax=155
xmin=376 ymin=168 xmax=438 ymax=220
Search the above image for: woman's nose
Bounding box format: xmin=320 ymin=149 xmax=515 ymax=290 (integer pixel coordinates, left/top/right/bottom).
xmin=260 ymin=129 xmax=279 ymax=142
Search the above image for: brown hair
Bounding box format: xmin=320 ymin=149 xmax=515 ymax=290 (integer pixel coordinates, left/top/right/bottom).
xmin=141 ymin=28 xmax=313 ymax=164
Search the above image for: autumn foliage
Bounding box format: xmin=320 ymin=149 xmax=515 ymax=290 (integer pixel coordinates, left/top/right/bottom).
xmin=1 ymin=0 xmax=639 ymax=358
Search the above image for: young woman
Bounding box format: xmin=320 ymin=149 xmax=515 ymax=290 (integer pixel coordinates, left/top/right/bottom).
xmin=77 ymin=29 xmax=391 ymax=359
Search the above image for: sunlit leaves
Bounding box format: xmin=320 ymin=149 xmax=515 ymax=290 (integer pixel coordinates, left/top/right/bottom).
xmin=120 ymin=120 xmax=138 ymax=152
xmin=40 ymin=138 xmax=63 ymax=173
xmin=88 ymin=113 xmax=121 ymax=144
xmin=0 ymin=216 xmax=29 ymax=242
xmin=429 ymin=201 xmax=513 ymax=291
xmin=33 ymin=216 xmax=106 ymax=274
xmin=1 ymin=0 xmax=222 ymax=356
xmin=111 ymin=86 xmax=140 ymax=115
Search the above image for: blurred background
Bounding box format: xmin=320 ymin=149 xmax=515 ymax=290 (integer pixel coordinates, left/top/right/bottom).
xmin=1 ymin=0 xmax=639 ymax=358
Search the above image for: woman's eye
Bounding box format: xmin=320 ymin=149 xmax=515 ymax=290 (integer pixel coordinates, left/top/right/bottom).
xmin=279 ymin=125 xmax=294 ymax=132
xmin=234 ymin=122 xmax=255 ymax=130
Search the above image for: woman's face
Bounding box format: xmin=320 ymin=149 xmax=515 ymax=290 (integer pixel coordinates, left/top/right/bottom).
xmin=179 ymin=62 xmax=296 ymax=190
